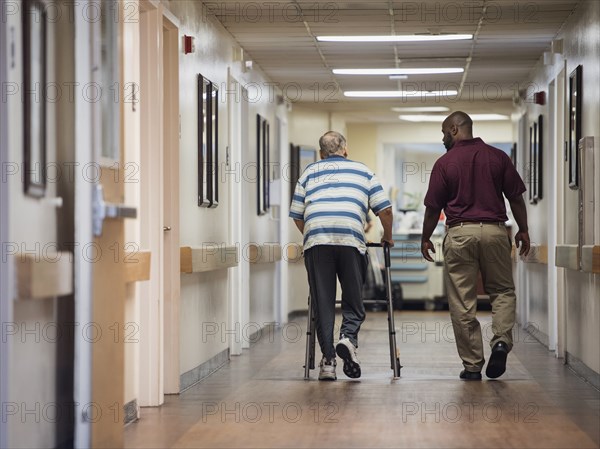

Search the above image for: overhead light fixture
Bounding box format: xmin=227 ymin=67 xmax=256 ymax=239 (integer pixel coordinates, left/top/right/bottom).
xmin=389 ymin=75 xmax=408 ymax=80
xmin=398 ymin=114 xmax=509 ymax=122
xmin=391 ymin=106 xmax=450 ymax=112
xmin=333 ymin=68 xmax=464 ymax=75
xmin=317 ymin=34 xmax=473 ymax=42
xmin=344 ymin=90 xmax=458 ymax=98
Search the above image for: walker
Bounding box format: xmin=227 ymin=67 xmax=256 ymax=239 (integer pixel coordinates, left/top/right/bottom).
xmin=303 ymin=243 xmax=402 ymax=379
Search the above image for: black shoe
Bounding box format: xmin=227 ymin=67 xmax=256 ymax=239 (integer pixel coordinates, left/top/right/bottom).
xmin=486 ymin=342 xmax=509 ymax=379
xmin=459 ymin=370 xmax=482 ymax=380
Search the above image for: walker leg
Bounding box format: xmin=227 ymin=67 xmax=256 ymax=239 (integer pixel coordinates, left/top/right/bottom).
xmin=304 ymin=295 xmax=316 ymax=379
xmin=384 ymin=249 xmax=402 ymax=378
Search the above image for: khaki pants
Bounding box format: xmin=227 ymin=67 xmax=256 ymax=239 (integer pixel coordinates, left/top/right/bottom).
xmin=443 ymin=222 xmax=516 ymax=372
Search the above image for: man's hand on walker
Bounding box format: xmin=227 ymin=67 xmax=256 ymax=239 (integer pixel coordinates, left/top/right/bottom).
xmin=381 ymin=237 xmax=395 ymax=247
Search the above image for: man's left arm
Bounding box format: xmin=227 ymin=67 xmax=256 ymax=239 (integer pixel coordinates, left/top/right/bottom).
xmin=421 ymin=207 xmax=441 ymax=262
xmin=421 ymin=161 xmax=446 ymax=262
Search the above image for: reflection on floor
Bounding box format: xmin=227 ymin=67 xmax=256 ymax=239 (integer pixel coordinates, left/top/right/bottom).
xmin=125 ymin=311 xmax=600 ymax=448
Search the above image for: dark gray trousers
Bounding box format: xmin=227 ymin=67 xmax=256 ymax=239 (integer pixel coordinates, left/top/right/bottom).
xmin=304 ymin=245 xmax=367 ymax=359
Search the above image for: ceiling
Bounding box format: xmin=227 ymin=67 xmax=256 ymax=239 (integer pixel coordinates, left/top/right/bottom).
xmin=208 ymin=0 xmax=581 ymax=122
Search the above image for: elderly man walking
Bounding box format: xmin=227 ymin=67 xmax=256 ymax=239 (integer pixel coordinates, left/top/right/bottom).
xmin=290 ymin=131 xmax=394 ymax=380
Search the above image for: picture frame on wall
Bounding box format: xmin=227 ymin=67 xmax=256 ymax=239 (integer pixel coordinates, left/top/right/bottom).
xmin=264 ymin=120 xmax=270 ymax=211
xmin=257 ymin=114 xmax=270 ymax=215
xmin=208 ymin=82 xmax=219 ymax=208
xmin=528 ymin=116 xmax=543 ymax=204
xmin=23 ymin=0 xmax=47 ymax=198
xmin=534 ymin=115 xmax=543 ymax=201
xmin=568 ymin=65 xmax=582 ymax=189
xmin=528 ymin=125 xmax=535 ymax=204
xmin=198 ymin=74 xmax=219 ymax=207
xmin=289 ymin=144 xmax=317 ymax=203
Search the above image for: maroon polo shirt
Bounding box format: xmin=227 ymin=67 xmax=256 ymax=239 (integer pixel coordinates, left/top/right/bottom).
xmin=424 ymin=137 xmax=526 ymax=227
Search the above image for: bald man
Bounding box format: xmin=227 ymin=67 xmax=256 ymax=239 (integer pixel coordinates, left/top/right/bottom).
xmin=421 ymin=111 xmax=531 ymax=380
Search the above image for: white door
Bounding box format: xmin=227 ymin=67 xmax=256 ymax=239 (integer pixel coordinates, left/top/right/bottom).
xmin=227 ymin=76 xmax=251 ymax=353
xmin=74 ymin=1 xmax=135 ymax=446
xmin=162 ymin=11 xmax=181 ymax=395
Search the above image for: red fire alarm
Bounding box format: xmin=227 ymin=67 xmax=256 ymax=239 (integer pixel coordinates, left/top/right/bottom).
xmin=534 ymin=91 xmax=546 ymax=105
xmin=183 ymin=35 xmax=195 ymax=54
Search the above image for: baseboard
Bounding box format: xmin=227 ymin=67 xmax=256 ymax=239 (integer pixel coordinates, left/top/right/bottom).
xmin=566 ymin=351 xmax=600 ymax=390
xmin=524 ymin=322 xmax=550 ymax=348
xmin=180 ymin=348 xmax=230 ymax=393
xmin=288 ymin=310 xmax=307 ymax=322
xmin=247 ymin=322 xmax=277 ymax=346
xmin=123 ymin=399 xmax=138 ymax=425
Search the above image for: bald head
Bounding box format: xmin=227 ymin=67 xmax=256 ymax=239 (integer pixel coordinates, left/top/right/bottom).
xmin=443 ymin=111 xmax=473 ymax=130
xmin=441 ymin=111 xmax=474 ymax=150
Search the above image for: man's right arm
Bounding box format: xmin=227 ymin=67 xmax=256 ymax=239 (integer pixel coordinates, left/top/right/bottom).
xmin=377 ymin=207 xmax=394 ymax=247
xmin=508 ymin=194 xmax=530 ymax=257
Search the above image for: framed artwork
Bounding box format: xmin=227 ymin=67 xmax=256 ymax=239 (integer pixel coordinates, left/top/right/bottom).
xmin=23 ymin=0 xmax=47 ymax=197
xmin=208 ymin=82 xmax=219 ymax=208
xmin=264 ymin=120 xmax=270 ymax=211
xmin=257 ymin=114 xmax=270 ymax=215
xmin=198 ymin=74 xmax=219 ymax=207
xmin=534 ymin=115 xmax=543 ymax=201
xmin=289 ymin=144 xmax=317 ymax=203
xmin=568 ymin=65 xmax=582 ymax=189
xmin=528 ymin=125 xmax=535 ymax=204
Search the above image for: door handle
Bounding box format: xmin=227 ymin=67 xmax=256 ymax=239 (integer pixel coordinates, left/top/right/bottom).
xmin=93 ymin=185 xmax=138 ymax=236
xmin=163 ymin=226 xmax=171 ymax=231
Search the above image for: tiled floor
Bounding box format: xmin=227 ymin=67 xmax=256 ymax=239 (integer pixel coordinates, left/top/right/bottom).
xmin=125 ymin=311 xmax=600 ymax=448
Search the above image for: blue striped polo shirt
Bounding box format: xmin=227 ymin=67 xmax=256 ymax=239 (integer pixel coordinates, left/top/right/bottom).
xmin=289 ymin=155 xmax=392 ymax=254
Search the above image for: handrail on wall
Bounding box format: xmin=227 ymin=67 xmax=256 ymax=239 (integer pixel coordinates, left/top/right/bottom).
xmin=14 ymin=252 xmax=73 ymax=300
xmin=180 ymin=245 xmax=239 ymax=273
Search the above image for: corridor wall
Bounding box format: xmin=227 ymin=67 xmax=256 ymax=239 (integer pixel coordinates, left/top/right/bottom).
xmin=517 ymin=0 xmax=600 ymax=384
xmin=163 ymin=0 xmax=284 ymax=387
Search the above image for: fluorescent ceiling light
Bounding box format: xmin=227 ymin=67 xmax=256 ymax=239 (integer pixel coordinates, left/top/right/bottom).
xmin=334 ymin=68 xmax=464 ymax=75
xmin=344 ymin=90 xmax=458 ymax=98
xmin=398 ymin=114 xmax=509 ymax=122
xmin=391 ymin=106 xmax=450 ymax=112
xmin=389 ymin=75 xmax=408 ymax=80
xmin=317 ymin=34 xmax=473 ymax=42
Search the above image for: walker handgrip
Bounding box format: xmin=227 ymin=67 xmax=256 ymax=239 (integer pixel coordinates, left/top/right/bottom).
xmin=383 ymin=243 xmax=391 ymax=268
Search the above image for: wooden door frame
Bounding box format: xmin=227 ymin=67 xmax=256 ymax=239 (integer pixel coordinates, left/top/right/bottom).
xmin=227 ymin=73 xmax=245 ymax=355
xmin=555 ymin=63 xmax=568 ymax=359
xmin=138 ymin=0 xmax=163 ymax=406
xmin=516 ymin=113 xmax=529 ymax=328
xmin=162 ymin=8 xmax=181 ymax=395
xmin=138 ymin=1 xmax=181 ymax=402
xmin=73 ymin=2 xmax=95 ymax=446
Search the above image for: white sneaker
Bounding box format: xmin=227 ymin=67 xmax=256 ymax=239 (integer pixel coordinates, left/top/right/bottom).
xmin=336 ymin=337 xmax=361 ymax=378
xmin=318 ymin=357 xmax=337 ymax=381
